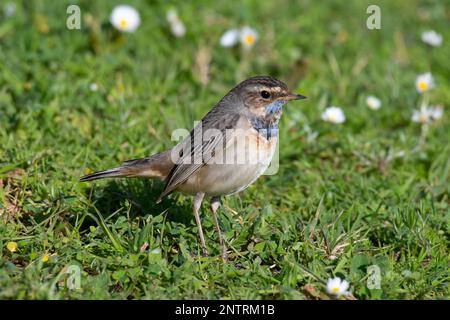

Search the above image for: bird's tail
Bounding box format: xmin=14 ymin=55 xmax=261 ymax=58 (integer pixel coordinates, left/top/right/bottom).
xmin=79 ymin=150 xmax=173 ymax=182
xmin=79 ymin=167 xmax=129 ymax=182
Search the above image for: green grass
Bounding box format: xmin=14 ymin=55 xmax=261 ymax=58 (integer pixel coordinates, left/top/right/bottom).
xmin=0 ymin=0 xmax=449 ymax=299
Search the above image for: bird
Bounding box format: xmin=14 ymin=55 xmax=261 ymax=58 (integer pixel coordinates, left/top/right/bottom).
xmin=80 ymin=76 xmax=306 ymax=260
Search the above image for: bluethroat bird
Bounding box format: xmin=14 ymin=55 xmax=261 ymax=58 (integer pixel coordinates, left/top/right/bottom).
xmin=80 ymin=76 xmax=306 ymax=260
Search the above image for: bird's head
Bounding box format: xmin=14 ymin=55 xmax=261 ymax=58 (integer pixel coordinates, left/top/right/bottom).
xmin=233 ymin=76 xmax=306 ymax=117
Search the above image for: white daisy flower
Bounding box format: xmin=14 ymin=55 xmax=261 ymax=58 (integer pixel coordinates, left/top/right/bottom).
xmin=166 ymin=9 xmax=186 ymax=37
xmin=366 ymin=96 xmax=381 ymax=110
xmin=415 ymin=72 xmax=435 ymax=94
xmin=170 ymin=20 xmax=186 ymax=37
xmin=327 ymin=277 xmax=350 ymax=298
xmin=89 ymin=83 xmax=99 ymax=92
xmin=220 ymin=29 xmax=240 ymax=48
xmin=412 ymin=105 xmax=433 ymax=124
xmin=110 ymin=5 xmax=141 ymax=33
xmin=421 ymin=30 xmax=443 ymax=47
xmin=321 ymin=106 xmax=346 ymax=124
xmin=4 ymin=3 xmax=16 ymax=17
xmin=240 ymin=26 xmax=258 ymax=49
xmin=166 ymin=9 xmax=178 ymax=24
xmin=430 ymin=105 xmax=443 ymax=120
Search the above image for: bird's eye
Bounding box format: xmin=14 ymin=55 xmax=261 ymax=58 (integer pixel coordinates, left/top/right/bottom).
xmin=260 ymin=90 xmax=271 ymax=99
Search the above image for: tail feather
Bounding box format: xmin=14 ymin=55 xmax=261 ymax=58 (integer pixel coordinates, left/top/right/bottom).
xmin=79 ymin=150 xmax=173 ymax=183
xmin=79 ymin=167 xmax=128 ymax=182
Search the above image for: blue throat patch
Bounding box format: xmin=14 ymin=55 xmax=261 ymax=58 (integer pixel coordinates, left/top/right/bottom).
xmin=266 ymin=100 xmax=286 ymax=115
xmin=250 ymin=100 xmax=286 ymax=139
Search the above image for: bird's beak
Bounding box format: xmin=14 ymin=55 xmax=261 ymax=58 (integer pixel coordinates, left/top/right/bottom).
xmin=284 ymin=93 xmax=307 ymax=101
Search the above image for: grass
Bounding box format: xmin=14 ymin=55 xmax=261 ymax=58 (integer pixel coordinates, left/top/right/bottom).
xmin=0 ymin=0 xmax=449 ymax=300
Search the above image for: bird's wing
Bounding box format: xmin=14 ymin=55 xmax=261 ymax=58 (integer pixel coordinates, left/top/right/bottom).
xmin=157 ymin=111 xmax=241 ymax=202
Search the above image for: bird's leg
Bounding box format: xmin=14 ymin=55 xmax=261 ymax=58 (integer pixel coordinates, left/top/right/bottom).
xmin=211 ymin=196 xmax=228 ymax=261
xmin=193 ymin=192 xmax=208 ymax=257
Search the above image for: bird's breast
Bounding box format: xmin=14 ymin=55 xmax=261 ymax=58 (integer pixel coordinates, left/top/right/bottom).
xmin=177 ymin=119 xmax=278 ymax=196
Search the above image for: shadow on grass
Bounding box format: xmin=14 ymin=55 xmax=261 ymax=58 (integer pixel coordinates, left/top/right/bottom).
xmin=83 ymin=178 xmax=194 ymax=226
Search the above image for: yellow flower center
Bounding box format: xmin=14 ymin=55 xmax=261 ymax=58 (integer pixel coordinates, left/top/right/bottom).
xmin=419 ymin=113 xmax=428 ymax=123
xmin=329 ymin=114 xmax=337 ymax=122
xmin=119 ymin=19 xmax=128 ymax=29
xmin=244 ymin=34 xmax=255 ymax=45
xmin=42 ymin=255 xmax=49 ymax=262
xmin=418 ymin=81 xmax=428 ymax=92
xmin=331 ymin=287 xmax=340 ymax=294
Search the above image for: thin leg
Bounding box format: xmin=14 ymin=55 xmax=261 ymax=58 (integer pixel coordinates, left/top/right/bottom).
xmin=193 ymin=192 xmax=208 ymax=256
xmin=211 ymin=196 xmax=228 ymax=261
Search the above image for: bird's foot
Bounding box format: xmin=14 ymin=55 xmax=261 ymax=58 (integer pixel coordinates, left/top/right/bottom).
xmin=201 ymin=247 xmax=209 ymax=257
xmin=221 ymin=250 xmax=229 ymax=262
